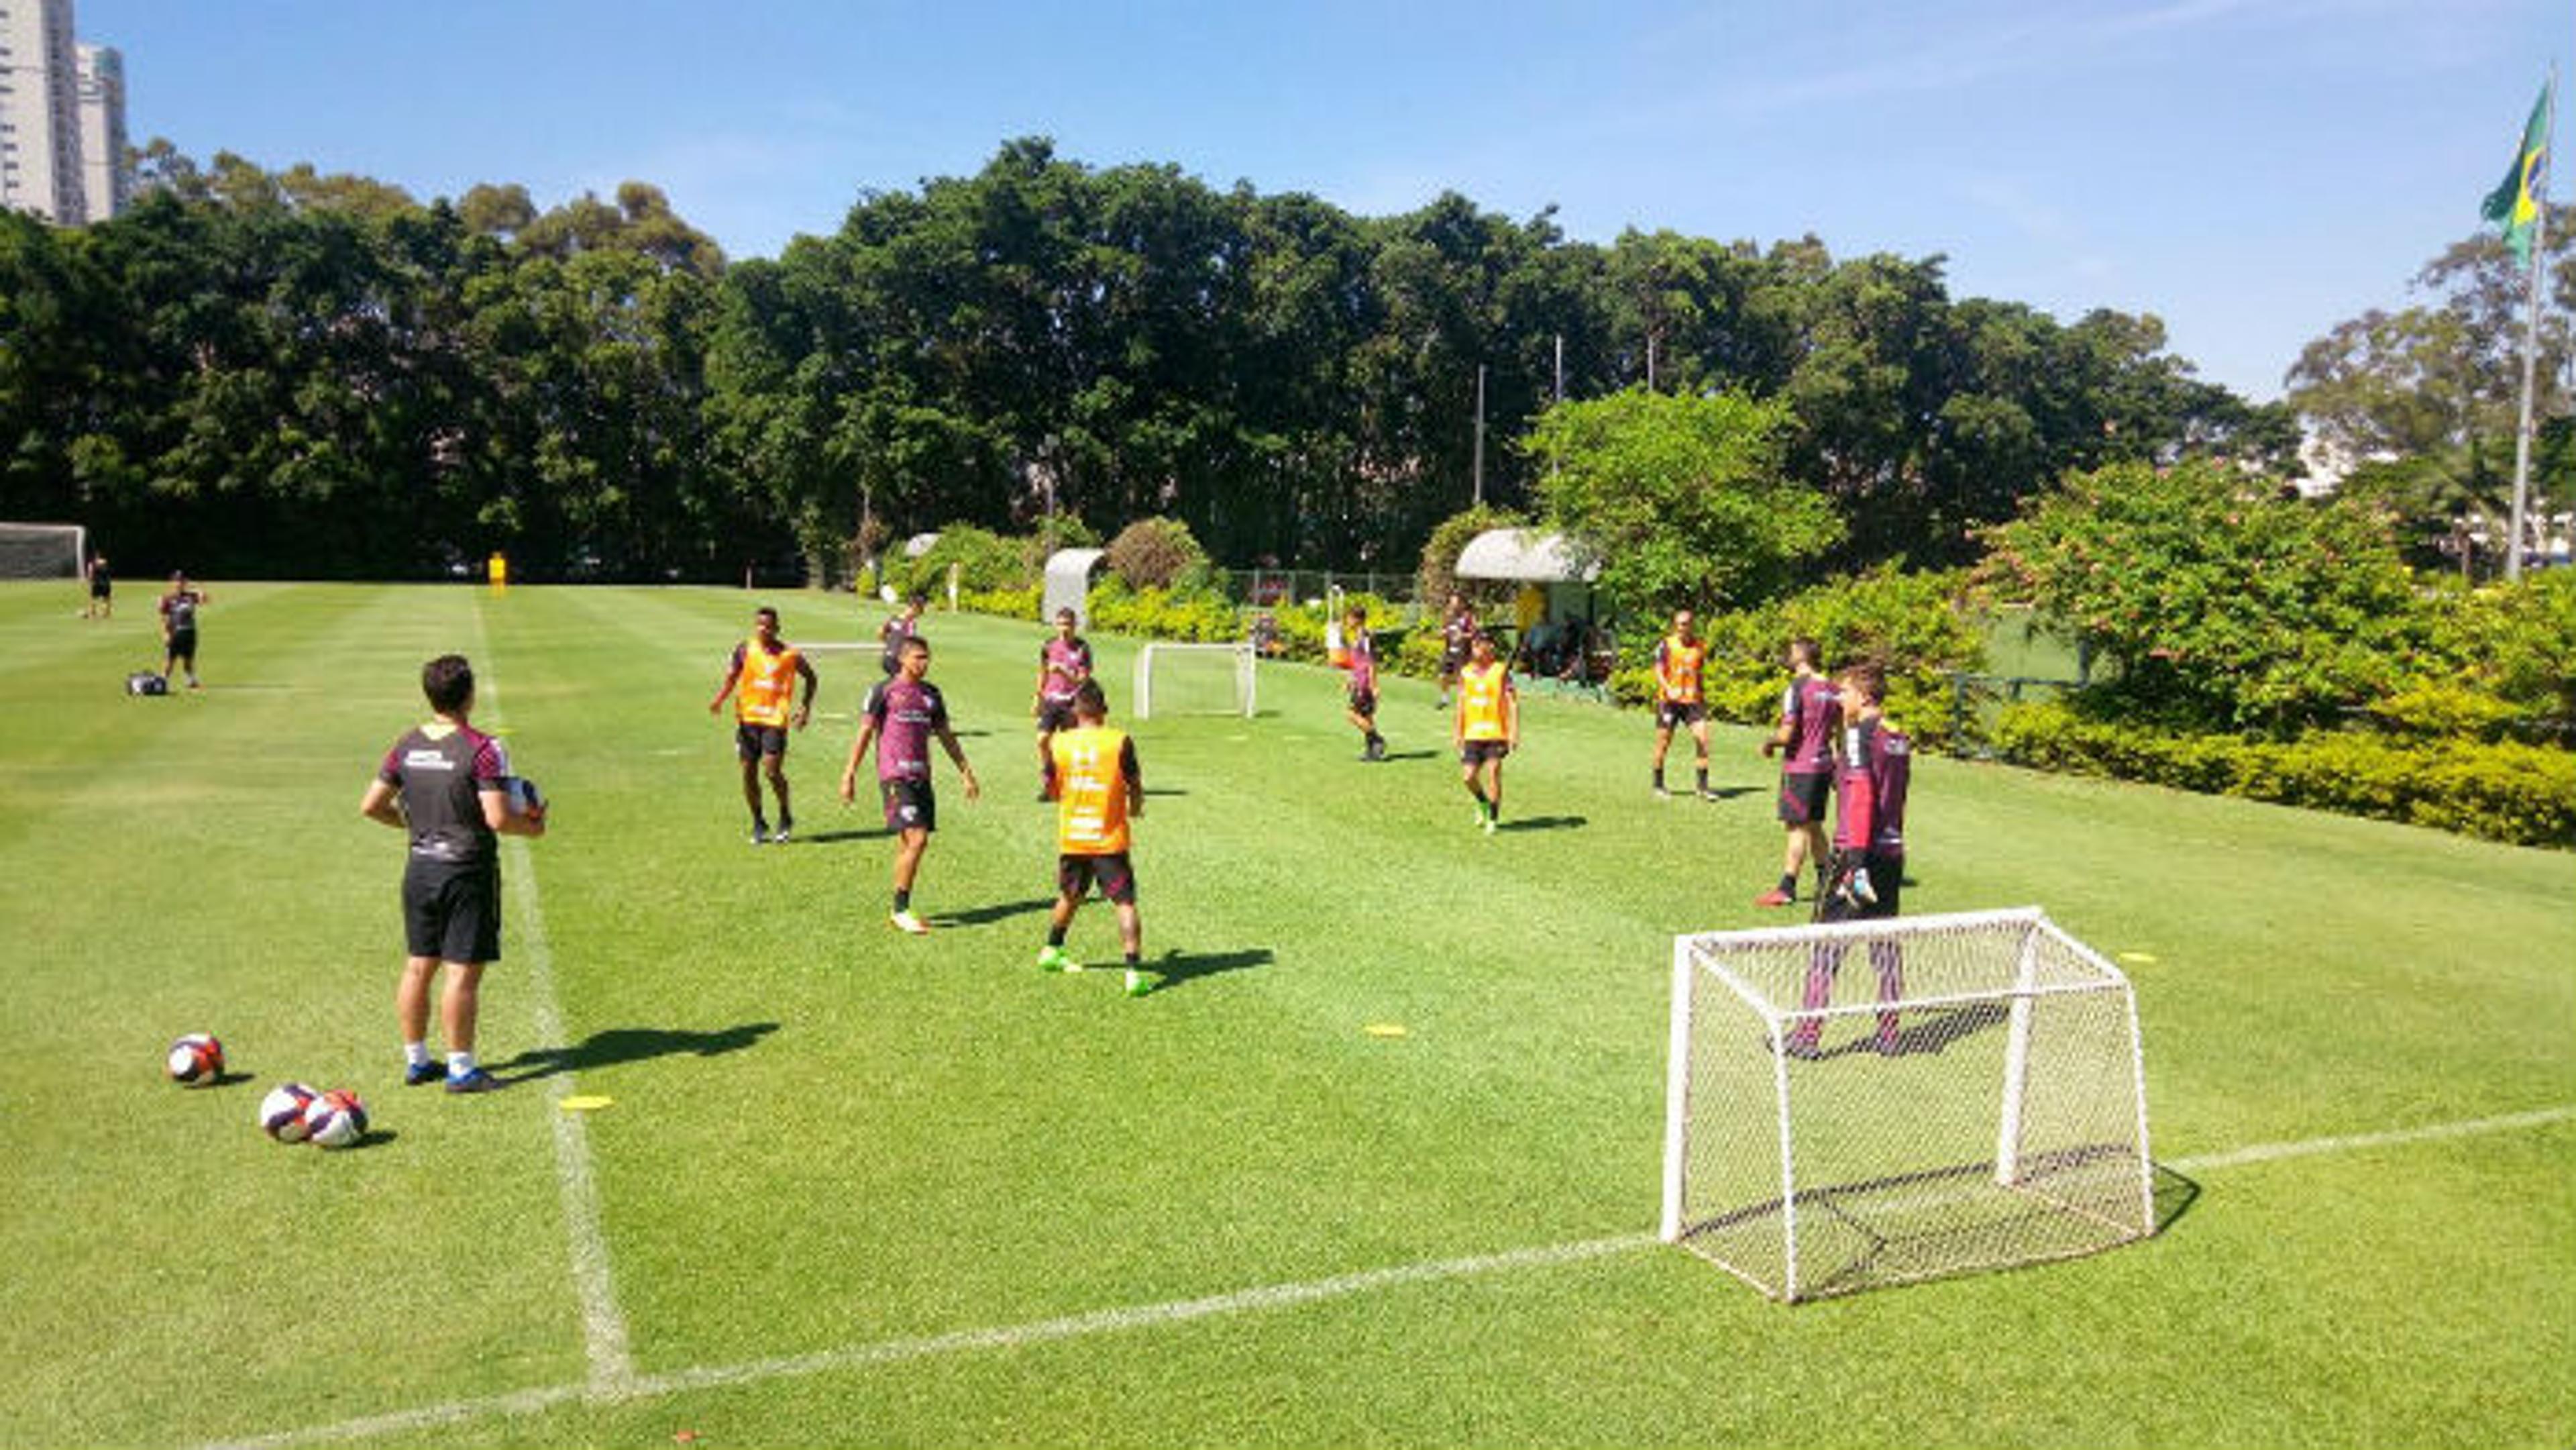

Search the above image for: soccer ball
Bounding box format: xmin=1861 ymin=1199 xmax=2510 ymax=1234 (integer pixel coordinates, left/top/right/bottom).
xmin=166 ymin=1033 xmax=225 ymax=1087
xmin=259 ymin=1082 xmax=319 ymax=1143
xmin=504 ymin=774 xmax=544 ymax=816
xmin=304 ymin=1089 xmax=370 ymax=1149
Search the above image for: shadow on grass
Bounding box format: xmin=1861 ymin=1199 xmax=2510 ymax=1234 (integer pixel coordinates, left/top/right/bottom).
xmin=339 ymin=1129 xmax=400 ymax=1151
xmin=494 ymin=1022 xmax=779 ymax=1084
xmin=2150 ymin=1163 xmax=2203 ymax=1234
xmin=1373 ymin=749 xmax=1442 ymax=763
xmin=1138 ymin=946 xmax=1277 ymax=995
xmin=210 ymin=1071 xmax=259 ymax=1088
xmin=1497 ymin=814 xmax=1588 ymax=833
xmin=793 ymin=826 xmax=892 ymax=845
xmin=928 ymin=897 xmax=1055 ymax=928
xmin=1695 ymin=785 xmax=1762 ymax=801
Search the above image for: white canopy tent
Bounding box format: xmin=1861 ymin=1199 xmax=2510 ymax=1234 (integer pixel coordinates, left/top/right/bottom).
xmin=1042 ymin=548 xmax=1108 ymax=627
xmin=1451 ymin=528 xmax=1599 ymax=584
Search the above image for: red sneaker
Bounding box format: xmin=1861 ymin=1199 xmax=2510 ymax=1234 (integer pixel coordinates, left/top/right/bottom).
xmin=1754 ymin=888 xmax=1794 ymax=908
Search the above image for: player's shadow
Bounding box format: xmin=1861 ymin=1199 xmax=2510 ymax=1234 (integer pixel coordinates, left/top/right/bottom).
xmin=1140 ymin=786 xmax=1189 ymax=798
xmin=927 ymin=897 xmax=1054 ymax=927
xmin=1497 ymin=814 xmax=1587 ymax=833
xmin=796 ymin=827 xmax=892 ymax=845
xmin=1375 ymin=749 xmax=1441 ymax=762
xmin=1696 ymin=785 xmax=1762 ymax=800
xmin=494 ymin=1022 xmax=779 ymax=1084
xmin=1142 ymin=947 xmax=1276 ymax=994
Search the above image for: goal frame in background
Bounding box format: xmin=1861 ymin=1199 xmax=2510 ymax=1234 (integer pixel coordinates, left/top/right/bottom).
xmin=1660 ymin=906 xmax=2156 ymax=1302
xmin=0 ymin=522 xmax=87 ymax=580
xmin=1134 ymin=640 xmax=1257 ymax=720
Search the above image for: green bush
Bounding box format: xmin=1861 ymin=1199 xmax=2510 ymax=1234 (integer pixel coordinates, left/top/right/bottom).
xmin=956 ymin=584 xmax=1042 ymax=619
xmin=896 ymin=523 xmax=1034 ymax=598
xmin=1083 ymin=576 xmax=1240 ymax=642
xmin=1990 ymin=701 xmax=2576 ymax=848
xmin=1104 ymin=517 xmax=1214 ymax=592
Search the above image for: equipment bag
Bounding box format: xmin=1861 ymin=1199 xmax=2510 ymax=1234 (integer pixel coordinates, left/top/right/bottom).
xmin=126 ymin=670 xmax=168 ymax=696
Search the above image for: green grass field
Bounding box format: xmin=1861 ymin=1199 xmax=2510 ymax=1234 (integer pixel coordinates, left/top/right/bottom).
xmin=3 ymin=582 xmax=2571 ymax=1449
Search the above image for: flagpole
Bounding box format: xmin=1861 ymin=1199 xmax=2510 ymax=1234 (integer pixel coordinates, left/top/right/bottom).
xmin=2506 ymin=68 xmax=2555 ymax=581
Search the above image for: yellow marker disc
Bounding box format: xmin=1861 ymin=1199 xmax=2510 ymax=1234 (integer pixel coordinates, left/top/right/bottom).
xmin=2117 ymin=952 xmax=2158 ymax=965
xmin=559 ymin=1095 xmax=614 ymax=1112
xmin=1364 ymin=1023 xmax=1409 ymax=1038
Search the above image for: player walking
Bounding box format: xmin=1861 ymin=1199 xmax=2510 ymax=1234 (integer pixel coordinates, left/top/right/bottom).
xmin=841 ymin=635 xmax=980 ymax=934
xmin=359 ymin=654 xmax=545 ymax=1094
xmin=1036 ymin=681 xmax=1151 ymax=996
xmin=1756 ymin=637 xmax=1839 ymax=907
xmin=1032 ymin=607 xmax=1095 ymax=798
xmin=1650 ymin=609 xmax=1715 ymax=800
xmin=1343 ymin=604 xmax=1387 ymax=761
xmin=1787 ymin=662 xmax=1913 ymax=1057
xmin=83 ymin=552 xmax=111 ymax=619
xmin=1436 ymin=591 xmax=1477 ymax=709
xmin=708 ymin=606 xmax=820 ymax=844
xmin=877 ymin=594 xmax=926 ymax=678
xmin=158 ymin=571 xmax=209 ymax=689
xmin=1453 ymin=631 xmax=1519 ymax=834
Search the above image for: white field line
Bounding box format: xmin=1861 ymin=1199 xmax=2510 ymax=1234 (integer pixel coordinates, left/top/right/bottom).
xmin=471 ymin=605 xmax=635 ymax=1396
xmin=195 ymin=1102 xmax=2575 ymax=1450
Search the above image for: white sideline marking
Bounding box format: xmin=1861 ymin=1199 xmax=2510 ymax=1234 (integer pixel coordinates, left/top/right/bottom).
xmin=472 ymin=607 xmax=636 ymax=1396
xmin=2166 ymin=1105 xmax=2576 ymax=1174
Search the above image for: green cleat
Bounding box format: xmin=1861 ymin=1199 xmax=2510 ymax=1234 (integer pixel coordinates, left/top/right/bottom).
xmin=1038 ymin=945 xmax=1081 ymax=974
xmin=1124 ymin=968 xmax=1150 ymax=998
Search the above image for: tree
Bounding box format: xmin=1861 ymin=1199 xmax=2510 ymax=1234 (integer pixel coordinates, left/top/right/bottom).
xmin=1525 ymin=388 xmax=1839 ymax=619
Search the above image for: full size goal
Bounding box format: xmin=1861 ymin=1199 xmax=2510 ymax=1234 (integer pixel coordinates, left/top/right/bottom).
xmin=1661 ymin=907 xmax=2155 ymax=1302
xmin=0 ymin=522 xmax=87 ymax=580
xmin=1134 ymin=641 xmax=1256 ymax=720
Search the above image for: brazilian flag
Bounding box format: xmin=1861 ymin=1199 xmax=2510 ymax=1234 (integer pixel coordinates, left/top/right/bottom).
xmin=2482 ymin=82 xmax=2551 ymax=263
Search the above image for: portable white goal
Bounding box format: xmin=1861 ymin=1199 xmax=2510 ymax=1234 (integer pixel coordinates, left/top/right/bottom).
xmin=0 ymin=522 xmax=87 ymax=580
xmin=1134 ymin=640 xmax=1256 ymax=720
xmin=1661 ymin=907 xmax=2155 ymax=1302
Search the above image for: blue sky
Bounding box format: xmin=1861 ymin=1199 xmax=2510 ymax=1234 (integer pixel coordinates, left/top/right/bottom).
xmin=76 ymin=0 xmax=2569 ymax=403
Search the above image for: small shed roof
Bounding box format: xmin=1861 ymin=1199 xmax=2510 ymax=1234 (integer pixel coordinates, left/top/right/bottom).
xmin=1452 ymin=528 xmax=1599 ymax=583
xmin=901 ymin=532 xmax=942 ymax=558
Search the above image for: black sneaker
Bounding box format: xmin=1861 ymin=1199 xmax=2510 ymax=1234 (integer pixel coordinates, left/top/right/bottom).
xmin=773 ymin=817 xmax=794 ymax=843
xmin=403 ymin=1061 xmax=443 ymax=1087
xmin=443 ymin=1067 xmax=502 ymax=1094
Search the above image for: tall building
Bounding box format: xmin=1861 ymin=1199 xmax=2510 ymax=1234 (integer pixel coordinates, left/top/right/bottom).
xmin=72 ymin=40 xmax=121 ymax=220
xmin=0 ymin=0 xmax=86 ymax=225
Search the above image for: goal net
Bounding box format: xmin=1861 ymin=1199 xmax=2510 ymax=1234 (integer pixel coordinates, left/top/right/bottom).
xmin=0 ymin=523 xmax=86 ymax=580
xmin=1134 ymin=641 xmax=1256 ymax=719
xmin=1662 ymin=907 xmax=2155 ymax=1302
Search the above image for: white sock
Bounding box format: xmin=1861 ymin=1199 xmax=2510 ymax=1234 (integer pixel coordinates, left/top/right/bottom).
xmin=404 ymin=1042 xmax=431 ymax=1068
xmin=447 ymin=1050 xmax=478 ymax=1078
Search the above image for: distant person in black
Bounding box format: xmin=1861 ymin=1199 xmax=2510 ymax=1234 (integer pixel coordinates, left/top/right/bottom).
xmin=878 ymin=594 xmax=926 ymax=677
xmin=158 ymin=572 xmax=209 ymax=688
xmin=358 ymin=654 xmax=547 ymax=1094
xmin=83 ymin=552 xmax=111 ymax=619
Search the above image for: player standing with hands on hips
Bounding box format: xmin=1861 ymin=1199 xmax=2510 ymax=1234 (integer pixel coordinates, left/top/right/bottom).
xmin=359 ymin=654 xmax=545 ymax=1094
xmin=1036 ymin=680 xmax=1150 ymax=996
xmin=842 ymin=635 xmax=979 ymax=935
xmin=1787 ymin=662 xmax=1913 ymax=1057
xmin=708 ymin=605 xmax=819 ymax=844
xmin=1757 ymin=637 xmax=1839 ymax=907
xmin=1454 ymin=631 xmax=1519 ymax=835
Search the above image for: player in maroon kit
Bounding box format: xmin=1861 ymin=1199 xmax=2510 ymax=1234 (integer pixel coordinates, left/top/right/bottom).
xmin=1785 ymin=662 xmax=1913 ymax=1058
xmin=1032 ymin=607 xmax=1095 ymax=798
xmin=840 ymin=635 xmax=981 ymax=934
xmin=1342 ymin=604 xmax=1387 ymax=761
xmin=1756 ymin=637 xmax=1839 ymax=907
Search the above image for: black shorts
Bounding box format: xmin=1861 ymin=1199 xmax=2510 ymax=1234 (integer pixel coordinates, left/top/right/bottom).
xmin=1347 ymin=686 xmax=1377 ymax=716
xmin=882 ymin=777 xmax=936 ymax=833
xmin=1459 ymin=739 xmax=1511 ymax=767
xmin=735 ymin=723 xmax=789 ymax=760
xmin=402 ymin=857 xmax=501 ymax=964
xmin=166 ymin=629 xmax=198 ymax=661
xmin=1815 ymin=849 xmax=1904 ymax=923
xmin=1777 ymin=770 xmax=1831 ymax=825
xmin=1440 ymin=647 xmax=1467 ymax=676
xmin=1058 ymin=851 xmax=1137 ymax=904
xmin=1036 ymin=698 xmax=1077 ymax=733
xmin=1656 ymin=701 xmax=1707 ymax=731
xmin=89 ymin=580 xmax=111 ymax=599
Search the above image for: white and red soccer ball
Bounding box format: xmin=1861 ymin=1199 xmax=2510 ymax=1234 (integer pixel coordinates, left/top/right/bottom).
xmin=303 ymin=1088 xmax=370 ymax=1149
xmin=166 ymin=1033 xmax=225 ymax=1087
xmin=258 ymin=1082 xmax=319 ymax=1143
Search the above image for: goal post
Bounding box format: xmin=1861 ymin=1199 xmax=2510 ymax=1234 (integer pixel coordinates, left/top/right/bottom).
xmin=1662 ymin=907 xmax=2155 ymax=1302
xmin=0 ymin=522 xmax=87 ymax=580
xmin=1134 ymin=640 xmax=1256 ymax=720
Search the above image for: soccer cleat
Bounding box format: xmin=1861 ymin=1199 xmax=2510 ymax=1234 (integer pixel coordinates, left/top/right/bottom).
xmin=773 ymin=817 xmax=794 ymax=844
xmin=403 ymin=1061 xmax=443 ymax=1088
xmin=1481 ymin=812 xmax=1498 ymax=836
xmin=749 ymin=824 xmax=770 ymax=845
xmin=443 ymin=1067 xmax=502 ymax=1094
xmin=1697 ymin=787 xmax=1722 ymax=802
xmin=1124 ymin=968 xmax=1149 ymax=998
xmin=1780 ymin=1035 xmax=1823 ymax=1061
xmin=888 ymin=909 xmax=930 ymax=935
xmin=1037 ymin=945 xmax=1081 ymax=974
xmin=1653 ymin=785 xmax=1672 ymax=800
xmin=1754 ymin=888 xmax=1795 ymax=908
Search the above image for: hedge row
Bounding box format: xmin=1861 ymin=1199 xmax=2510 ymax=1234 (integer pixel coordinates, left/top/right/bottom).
xmin=1991 ymin=702 xmax=2576 ymax=848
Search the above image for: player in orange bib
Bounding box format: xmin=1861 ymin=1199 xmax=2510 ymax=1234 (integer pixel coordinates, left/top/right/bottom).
xmin=1651 ymin=608 xmax=1716 ymax=800
xmin=708 ymin=606 xmax=819 ymax=844
xmin=1036 ymin=681 xmax=1150 ymax=996
xmin=1452 ymin=631 xmax=1519 ymax=835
